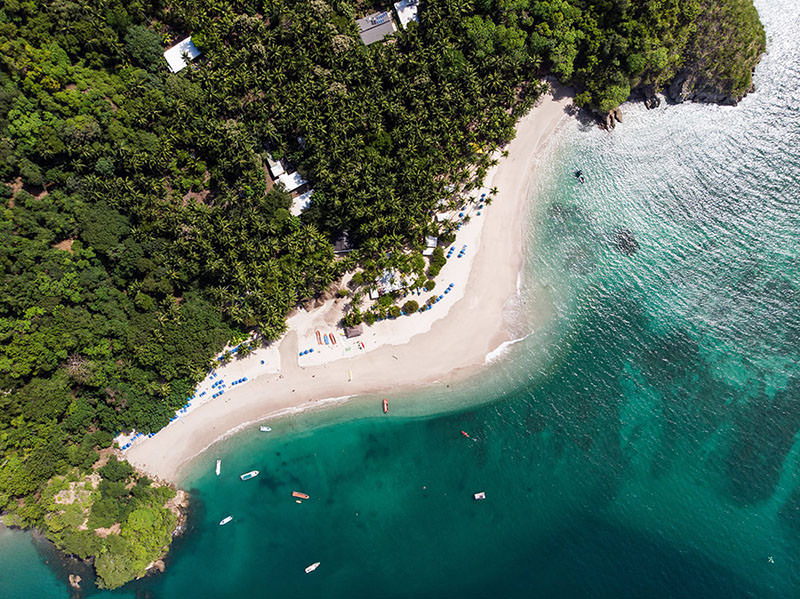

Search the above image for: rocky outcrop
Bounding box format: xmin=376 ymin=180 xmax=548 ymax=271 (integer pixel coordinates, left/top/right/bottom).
xmin=665 ymin=0 xmax=764 ymax=106
xmin=666 ymin=71 xmax=745 ymax=106
xmin=68 ymin=574 xmax=81 ymax=589
xmin=634 ymin=84 xmax=661 ymax=110
xmin=147 ymin=559 xmax=166 ymax=573
xmin=603 ymin=107 xmax=624 ymax=130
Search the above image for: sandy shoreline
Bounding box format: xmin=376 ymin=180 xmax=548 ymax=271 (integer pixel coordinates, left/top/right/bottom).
xmin=125 ymin=86 xmax=573 ymax=482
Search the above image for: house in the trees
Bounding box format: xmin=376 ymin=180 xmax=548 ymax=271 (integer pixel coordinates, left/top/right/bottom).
xmin=422 ymin=235 xmax=438 ymax=256
xmin=278 ymin=171 xmax=308 ymax=193
xmin=291 ymin=190 xmax=313 ymax=216
xmin=394 ymin=0 xmax=419 ymax=28
xmin=164 ymin=37 xmax=201 ymax=73
xmin=356 ymin=11 xmax=397 ymax=45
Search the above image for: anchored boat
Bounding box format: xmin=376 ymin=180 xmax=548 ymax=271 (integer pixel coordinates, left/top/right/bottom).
xmin=259 ymin=425 xmax=272 ymax=432
xmin=240 ymin=470 xmax=259 ymax=481
xmin=219 ymin=516 xmax=233 ymax=526
xmin=383 ymin=398 xmax=389 ymax=414
xmin=292 ymin=491 xmax=310 ymax=500
xmin=305 ymin=562 xmax=321 ymax=574
xmin=215 ymin=459 xmax=221 ymax=476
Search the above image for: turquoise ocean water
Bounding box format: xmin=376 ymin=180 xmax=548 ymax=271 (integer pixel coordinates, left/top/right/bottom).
xmin=3 ymin=0 xmax=799 ymax=596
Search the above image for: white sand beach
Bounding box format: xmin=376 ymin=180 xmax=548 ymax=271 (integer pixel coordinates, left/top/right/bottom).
xmin=124 ymin=85 xmax=573 ymax=482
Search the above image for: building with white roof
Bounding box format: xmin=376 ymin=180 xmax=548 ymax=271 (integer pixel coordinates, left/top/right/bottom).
xmin=291 ymin=190 xmax=313 ymax=216
xmin=163 ymin=37 xmax=201 ymax=73
xmin=422 ymin=235 xmax=438 ymax=256
xmin=394 ymin=0 xmax=419 ymax=29
xmin=265 ymin=153 xmax=285 ymax=178
xmin=278 ymin=171 xmax=308 ymax=193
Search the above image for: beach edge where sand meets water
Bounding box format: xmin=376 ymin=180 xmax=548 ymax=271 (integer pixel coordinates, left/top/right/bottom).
xmin=125 ymin=85 xmax=574 ymax=483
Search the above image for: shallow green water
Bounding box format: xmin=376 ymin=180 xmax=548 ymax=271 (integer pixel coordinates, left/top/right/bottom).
xmin=4 ymin=0 xmax=800 ymax=596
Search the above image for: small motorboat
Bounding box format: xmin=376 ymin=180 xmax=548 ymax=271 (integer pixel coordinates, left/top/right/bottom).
xmin=219 ymin=516 xmax=233 ymax=526
xmin=474 ymin=491 xmax=486 ymax=501
xmin=461 ymin=431 xmax=470 ymax=438
xmin=305 ymin=562 xmax=321 ymax=574
xmin=292 ymin=491 xmax=310 ymax=500
xmin=575 ymin=170 xmax=585 ymax=184
xmin=215 ymin=459 xmax=221 ymax=476
xmin=316 ymin=330 xmax=322 ymax=344
xmin=259 ymin=425 xmax=272 ymax=432
xmin=240 ymin=470 xmax=259 ymax=481
xmin=382 ymin=398 xmax=389 ymax=414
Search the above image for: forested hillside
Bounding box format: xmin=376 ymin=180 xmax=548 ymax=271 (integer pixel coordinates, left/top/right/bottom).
xmin=0 ymin=0 xmax=764 ymax=589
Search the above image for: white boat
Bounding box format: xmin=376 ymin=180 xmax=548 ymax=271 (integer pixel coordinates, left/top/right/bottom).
xmin=473 ymin=491 xmax=486 ymax=500
xmin=215 ymin=459 xmax=221 ymax=476
xmin=240 ymin=470 xmax=259 ymax=481
xmin=219 ymin=516 xmax=233 ymax=526
xmin=259 ymin=425 xmax=272 ymax=432
xmin=305 ymin=562 xmax=320 ymax=574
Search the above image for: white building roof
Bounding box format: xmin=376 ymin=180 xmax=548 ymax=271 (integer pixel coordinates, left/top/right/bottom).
xmin=164 ymin=37 xmax=201 ymax=73
xmin=422 ymin=235 xmax=438 ymax=256
xmin=266 ymin=153 xmax=285 ymax=178
xmin=290 ymin=190 xmax=313 ymax=216
xmin=394 ymin=0 xmax=419 ymax=29
xmin=278 ymin=171 xmax=308 ymax=192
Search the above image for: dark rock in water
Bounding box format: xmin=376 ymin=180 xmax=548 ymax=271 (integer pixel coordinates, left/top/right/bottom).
xmin=644 ymin=95 xmax=661 ymax=109
xmin=667 ymin=71 xmax=741 ymax=106
xmin=613 ymin=228 xmax=639 ymax=256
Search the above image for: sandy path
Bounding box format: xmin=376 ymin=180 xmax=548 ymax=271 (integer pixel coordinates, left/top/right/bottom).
xmin=125 ymin=87 xmax=573 ymax=482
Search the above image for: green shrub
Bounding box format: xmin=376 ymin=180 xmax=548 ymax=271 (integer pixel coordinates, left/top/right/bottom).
xmin=424 ymin=280 xmax=436 ymax=291
xmin=376 ymin=294 xmax=394 ymax=307
xmin=99 ymin=457 xmax=134 ymax=483
xmin=124 ymin=25 xmax=163 ymax=70
xmin=402 ymin=300 xmax=419 ymax=314
xmin=388 ymin=306 xmax=401 ymax=318
xmin=439 ymin=231 xmax=456 ymax=247
xmin=343 ymin=310 xmax=363 ymax=327
xmin=427 ymin=247 xmax=446 ymax=277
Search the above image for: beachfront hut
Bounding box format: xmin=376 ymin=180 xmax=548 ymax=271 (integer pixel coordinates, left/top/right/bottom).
xmin=422 ymin=235 xmax=438 ymax=256
xmin=163 ymin=37 xmax=201 ymax=73
xmin=291 ymin=190 xmax=314 ymax=216
xmin=278 ymin=171 xmax=308 ymax=193
xmin=394 ymin=0 xmax=420 ymax=28
xmin=369 ymin=269 xmax=405 ymax=299
xmin=356 ymin=11 xmax=397 ymax=45
xmin=344 ymin=325 xmax=363 ymax=338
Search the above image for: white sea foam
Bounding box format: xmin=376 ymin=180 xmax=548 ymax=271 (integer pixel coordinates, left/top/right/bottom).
xmin=484 ymin=333 xmax=531 ymax=364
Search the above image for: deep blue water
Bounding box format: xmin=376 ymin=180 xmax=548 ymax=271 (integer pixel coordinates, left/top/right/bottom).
xmin=3 ymin=0 xmax=799 ymax=596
